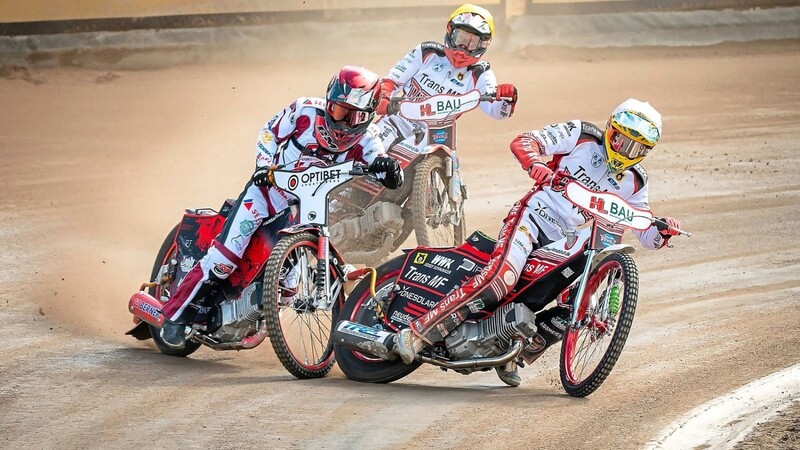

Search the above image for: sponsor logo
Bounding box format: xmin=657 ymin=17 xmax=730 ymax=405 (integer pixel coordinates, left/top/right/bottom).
xmin=212 ymin=262 xmax=235 ymax=277
xmin=591 ymin=153 xmax=604 ymax=168
xmin=259 ymin=130 xmax=273 ymax=145
xmin=288 ymin=175 xmax=299 ymax=190
xmin=467 ymin=299 xmax=485 ymax=314
xmin=449 ymin=78 xmax=464 ymax=87
xmin=414 ymin=252 xmax=428 ymax=264
xmin=433 ymin=62 xmax=446 ymax=72
xmin=432 ymin=128 xmax=448 ymax=144
xmin=561 ymin=267 xmax=574 ymax=278
xmin=315 ymin=126 xmax=338 ymax=150
xmin=135 ymin=299 xmax=162 ymax=321
xmin=398 ymin=287 xmax=438 ymax=309
xmin=429 ymin=254 xmax=454 ymax=270
xmin=523 ymin=262 xmax=549 ymax=276
xmin=566 ymin=121 xmax=577 ymax=136
xmin=607 ymin=176 xmax=621 ymax=190
xmin=600 ymin=232 xmax=617 ymax=248
xmin=457 ymin=258 xmax=478 ymax=273
xmin=503 ymin=270 xmax=516 ymax=286
xmin=339 ymin=321 xmax=390 ymax=340
xmin=390 ymin=310 xmax=414 ymax=325
xmin=180 ymin=256 xmax=195 ymax=272
xmin=239 ymin=219 xmax=258 ymax=236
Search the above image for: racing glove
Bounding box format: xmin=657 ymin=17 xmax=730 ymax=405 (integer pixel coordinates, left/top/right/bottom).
xmin=496 ymin=83 xmax=518 ymax=115
xmin=252 ymin=165 xmax=276 ymax=187
xmin=369 ymin=156 xmax=404 ymax=189
xmin=655 ymin=216 xmax=682 ymax=237
xmin=528 ymin=162 xmax=553 ymax=186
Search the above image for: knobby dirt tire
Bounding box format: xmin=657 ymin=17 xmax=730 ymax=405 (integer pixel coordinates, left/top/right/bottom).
xmin=263 ymin=232 xmax=338 ymax=379
xmin=560 ymin=252 xmax=638 ymax=397
xmin=334 ymin=255 xmax=421 ymax=383
xmin=148 ymin=223 xmax=202 ymax=357
xmin=411 ymin=156 xmax=466 ymax=247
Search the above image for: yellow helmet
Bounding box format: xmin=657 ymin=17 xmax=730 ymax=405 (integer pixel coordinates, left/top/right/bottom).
xmin=603 ymin=98 xmax=662 ymax=173
xmin=445 ymin=4 xmax=495 ymax=68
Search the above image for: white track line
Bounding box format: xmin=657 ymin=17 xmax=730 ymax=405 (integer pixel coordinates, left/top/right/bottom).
xmin=645 ymin=362 xmax=800 ymax=450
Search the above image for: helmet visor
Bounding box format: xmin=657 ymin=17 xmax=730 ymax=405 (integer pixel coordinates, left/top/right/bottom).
xmin=327 ymin=102 xmax=372 ymax=128
xmin=448 ymin=28 xmax=490 ymax=56
xmin=611 ymin=110 xmax=661 ymax=146
xmin=608 ymin=128 xmax=652 ymax=159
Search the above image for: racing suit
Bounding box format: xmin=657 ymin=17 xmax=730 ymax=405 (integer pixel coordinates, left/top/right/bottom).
xmin=408 ymin=120 xmax=672 ymax=344
xmin=375 ymin=41 xmax=514 ymax=154
xmin=162 ymin=97 xmax=388 ymax=322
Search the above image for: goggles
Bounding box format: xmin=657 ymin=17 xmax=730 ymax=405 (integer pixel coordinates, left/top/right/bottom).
xmin=447 ymin=27 xmax=490 ymax=56
xmin=327 ymin=102 xmax=372 ymax=128
xmin=608 ymin=127 xmax=652 ymax=159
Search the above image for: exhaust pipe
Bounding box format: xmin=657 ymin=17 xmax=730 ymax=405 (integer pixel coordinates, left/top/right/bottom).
xmin=128 ymin=291 xmax=165 ymax=328
xmin=334 ymin=320 xmax=397 ymax=360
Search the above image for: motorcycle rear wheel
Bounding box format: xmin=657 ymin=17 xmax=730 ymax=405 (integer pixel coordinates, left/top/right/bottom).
xmin=148 ymin=224 xmax=202 ymax=357
xmin=560 ymin=252 xmax=638 ymax=397
xmin=263 ymin=232 xmax=339 ymax=379
xmin=411 ymin=155 xmax=466 ymax=247
xmin=334 ymin=255 xmax=421 ymax=383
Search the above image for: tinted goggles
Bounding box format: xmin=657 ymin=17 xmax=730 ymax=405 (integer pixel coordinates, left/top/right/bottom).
xmin=448 ymin=28 xmax=490 ymax=56
xmin=327 ymin=102 xmax=372 ymax=127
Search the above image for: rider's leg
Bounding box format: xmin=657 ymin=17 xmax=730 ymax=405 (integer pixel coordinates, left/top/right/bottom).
xmin=159 ymin=182 xmax=273 ymax=347
xmin=394 ymin=190 xmax=540 ymax=364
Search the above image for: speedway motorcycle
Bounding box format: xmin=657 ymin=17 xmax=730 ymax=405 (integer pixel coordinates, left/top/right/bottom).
xmin=333 ymin=175 xmax=690 ymax=396
xmin=329 ymin=90 xmax=507 ymax=266
xmin=127 ymin=161 xmax=374 ymax=379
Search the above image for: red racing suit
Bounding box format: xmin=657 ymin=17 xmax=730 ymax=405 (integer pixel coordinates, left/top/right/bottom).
xmin=162 ymin=97 xmax=386 ymax=322
xmin=409 ymin=120 xmax=670 ymax=343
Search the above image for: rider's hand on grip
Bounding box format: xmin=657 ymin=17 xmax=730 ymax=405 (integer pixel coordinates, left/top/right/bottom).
xmin=377 ymin=97 xmax=401 ymax=116
xmin=528 ymin=162 xmax=553 ymax=186
xmin=252 ymin=165 xmax=276 ymax=187
xmin=496 ymin=84 xmax=518 ymax=114
xmin=370 ymin=156 xmax=404 ymax=189
xmin=656 ymin=216 xmax=682 ymax=237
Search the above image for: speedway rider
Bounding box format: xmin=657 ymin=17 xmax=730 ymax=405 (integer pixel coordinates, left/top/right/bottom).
xmin=159 ymin=65 xmax=404 ymax=348
xmin=392 ymin=99 xmax=683 ymax=386
xmin=374 ymin=3 xmax=518 ymax=154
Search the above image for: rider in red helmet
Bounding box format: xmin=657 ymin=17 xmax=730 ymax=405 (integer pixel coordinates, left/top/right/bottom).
xmin=159 ymin=65 xmax=403 ymax=348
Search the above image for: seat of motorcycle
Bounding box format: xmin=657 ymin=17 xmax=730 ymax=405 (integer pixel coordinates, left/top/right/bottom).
xmin=463 ymin=230 xmax=497 ymax=255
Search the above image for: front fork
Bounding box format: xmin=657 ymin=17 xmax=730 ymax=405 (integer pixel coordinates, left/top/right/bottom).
xmin=315 ymin=231 xmax=331 ymax=310
xmin=569 ymin=248 xmax=598 ymax=327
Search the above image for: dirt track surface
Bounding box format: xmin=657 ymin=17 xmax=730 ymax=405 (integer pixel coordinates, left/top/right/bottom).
xmin=1 ymin=39 xmax=799 ymax=449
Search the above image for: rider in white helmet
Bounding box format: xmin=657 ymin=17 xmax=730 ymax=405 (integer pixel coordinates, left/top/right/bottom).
xmin=392 ymin=99 xmax=683 ymax=386
xmin=373 ymin=3 xmax=518 ymax=154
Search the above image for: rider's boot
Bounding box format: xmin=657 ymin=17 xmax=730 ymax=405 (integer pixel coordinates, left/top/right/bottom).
xmin=520 ymin=305 xmax=570 ymax=364
xmin=496 ymin=361 xmax=522 ymax=387
xmin=393 ymin=328 xmax=425 ymax=364
xmin=160 ymin=319 xmax=188 ymax=348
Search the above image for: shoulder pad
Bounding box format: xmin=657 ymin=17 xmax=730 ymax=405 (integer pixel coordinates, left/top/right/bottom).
xmin=467 ymin=60 xmax=491 ymax=77
xmin=420 ymin=41 xmax=446 ymax=56
xmin=580 ymin=121 xmax=603 ymax=143
xmin=629 ymin=163 xmax=648 ymax=190
xmin=299 ymin=97 xmax=326 ymax=111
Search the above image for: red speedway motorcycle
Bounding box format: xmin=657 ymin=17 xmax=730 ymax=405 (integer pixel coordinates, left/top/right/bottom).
xmin=333 ymin=177 xmax=690 ymax=396
xmin=127 ymin=161 xmax=374 ymax=379
xmin=329 ymin=90 xmax=506 ymax=266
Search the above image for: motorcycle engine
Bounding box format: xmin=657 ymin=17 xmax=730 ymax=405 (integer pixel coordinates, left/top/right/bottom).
xmin=206 ymin=282 xmax=262 ymax=342
xmin=329 ymin=201 xmax=403 ymax=252
xmin=444 ymin=303 xmax=538 ymax=361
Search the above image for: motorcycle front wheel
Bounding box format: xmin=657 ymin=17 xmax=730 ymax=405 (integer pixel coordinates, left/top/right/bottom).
xmin=148 ymin=224 xmax=202 ymax=357
xmin=411 ymin=155 xmax=466 ymax=247
xmin=334 ymin=255 xmax=421 ymax=383
xmin=263 ymin=232 xmax=339 ymax=379
xmin=560 ymin=252 xmax=638 ymax=397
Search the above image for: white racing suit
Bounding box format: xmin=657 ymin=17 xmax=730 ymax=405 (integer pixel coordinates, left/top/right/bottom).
xmin=162 ymin=97 xmax=386 ymax=322
xmin=410 ymin=120 xmax=670 ymax=343
xmin=375 ymin=41 xmax=514 ymax=154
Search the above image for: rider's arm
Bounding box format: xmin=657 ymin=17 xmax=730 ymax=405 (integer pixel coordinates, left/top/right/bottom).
xmin=627 ymin=177 xmax=670 ymax=249
xmin=254 ymin=99 xmax=308 ymax=168
xmin=474 ymin=66 xmax=514 ymax=119
xmin=510 ymin=120 xmax=582 ymax=171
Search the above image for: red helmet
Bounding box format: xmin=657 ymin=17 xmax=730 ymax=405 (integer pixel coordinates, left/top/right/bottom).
xmin=316 ymin=65 xmax=380 ymax=152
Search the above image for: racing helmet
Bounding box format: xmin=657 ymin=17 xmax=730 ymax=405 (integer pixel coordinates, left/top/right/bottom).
xmin=317 ymin=65 xmax=380 ymax=152
xmin=444 ymin=4 xmax=494 ymax=69
xmin=604 ymin=98 xmax=662 ymax=173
